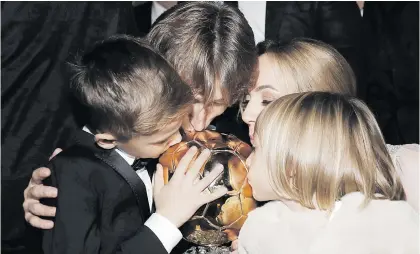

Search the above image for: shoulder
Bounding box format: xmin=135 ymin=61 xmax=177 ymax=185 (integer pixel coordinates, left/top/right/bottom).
xmin=387 ymin=143 xmax=419 ymax=211
xmin=239 ymin=201 xmax=327 ymax=254
xmin=51 ymin=146 xmax=99 ymax=171
xmin=318 ymin=193 xmax=419 ymax=253
xmin=49 ymin=145 xmax=115 ymax=186
xmin=242 ymin=201 xmax=290 ymax=228
xmin=238 ymin=202 xmax=289 ymax=254
xmin=387 ymin=144 xmax=419 ymax=160
xmin=336 ymin=192 xmax=417 ymax=222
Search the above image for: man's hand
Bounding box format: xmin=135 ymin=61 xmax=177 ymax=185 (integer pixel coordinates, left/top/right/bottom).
xmin=23 ymin=148 xmax=62 ymax=229
xmin=153 ymin=146 xmax=227 ymax=228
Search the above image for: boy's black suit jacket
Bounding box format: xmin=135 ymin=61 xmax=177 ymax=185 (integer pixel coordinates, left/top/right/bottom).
xmin=42 ymin=130 xmax=167 ymax=254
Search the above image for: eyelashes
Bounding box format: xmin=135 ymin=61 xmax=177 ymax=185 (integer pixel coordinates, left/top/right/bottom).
xmin=262 ymin=100 xmax=272 ymax=106
xmin=241 ymin=99 xmax=273 ymax=108
xmin=241 ymin=99 xmax=250 ymax=108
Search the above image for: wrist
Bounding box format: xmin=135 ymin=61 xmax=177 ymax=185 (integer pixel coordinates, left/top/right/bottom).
xmin=144 ymin=213 xmax=183 ymax=253
xmin=155 ymin=209 xmax=184 ymax=228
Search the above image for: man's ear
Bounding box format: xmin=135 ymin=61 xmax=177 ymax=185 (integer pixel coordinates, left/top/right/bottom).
xmin=95 ymin=133 xmax=118 ymax=149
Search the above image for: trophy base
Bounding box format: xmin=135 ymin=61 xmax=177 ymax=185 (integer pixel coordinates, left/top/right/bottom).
xmin=184 ymin=246 xmax=231 ymax=254
xmin=184 ymin=229 xmax=229 ymax=246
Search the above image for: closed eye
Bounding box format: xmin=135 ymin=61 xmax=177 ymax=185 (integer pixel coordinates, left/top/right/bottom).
xmin=262 ymin=100 xmax=272 ymax=106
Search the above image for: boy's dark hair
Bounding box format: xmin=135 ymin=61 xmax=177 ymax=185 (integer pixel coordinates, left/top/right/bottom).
xmin=147 ymin=1 xmax=257 ymax=106
xmin=70 ymin=35 xmax=193 ymax=141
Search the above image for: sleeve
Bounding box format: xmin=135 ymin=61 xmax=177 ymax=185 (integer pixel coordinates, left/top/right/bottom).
xmin=117 ymin=224 xmax=171 ymax=254
xmin=144 ymin=213 xmax=183 ymax=253
xmin=389 ymin=144 xmax=419 ymax=212
xmin=42 ymin=159 xmax=101 ymax=254
xmin=316 ymin=1 xmax=365 ymax=98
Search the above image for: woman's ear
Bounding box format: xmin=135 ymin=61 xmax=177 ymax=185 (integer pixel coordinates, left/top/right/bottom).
xmin=94 ymin=133 xmax=117 ymax=149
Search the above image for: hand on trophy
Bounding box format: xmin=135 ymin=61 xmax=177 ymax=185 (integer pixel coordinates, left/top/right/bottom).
xmin=153 ymin=146 xmax=227 ymax=228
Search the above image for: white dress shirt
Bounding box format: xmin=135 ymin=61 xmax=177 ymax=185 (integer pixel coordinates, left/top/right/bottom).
xmin=82 ymin=127 xmax=182 ymax=253
xmin=151 ymin=1 xmax=267 ymax=44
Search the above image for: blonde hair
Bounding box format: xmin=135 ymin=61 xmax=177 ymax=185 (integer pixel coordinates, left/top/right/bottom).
xmin=255 ymin=38 xmax=357 ymax=96
xmin=255 ymin=92 xmax=405 ymax=210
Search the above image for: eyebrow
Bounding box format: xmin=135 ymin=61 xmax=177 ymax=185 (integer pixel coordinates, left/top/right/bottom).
xmin=255 ymin=85 xmax=279 ymax=93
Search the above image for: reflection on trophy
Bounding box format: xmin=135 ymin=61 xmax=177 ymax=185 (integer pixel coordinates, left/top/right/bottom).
xmin=159 ymin=130 xmax=257 ymax=249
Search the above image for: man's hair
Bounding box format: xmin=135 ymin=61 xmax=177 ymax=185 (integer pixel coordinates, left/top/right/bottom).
xmin=256 ymin=92 xmax=405 ymax=210
xmin=147 ymin=1 xmax=257 ymax=106
xmin=70 ymin=35 xmax=193 ymax=141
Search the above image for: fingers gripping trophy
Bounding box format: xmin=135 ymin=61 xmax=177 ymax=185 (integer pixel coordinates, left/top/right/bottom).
xmin=159 ymin=130 xmax=257 ymax=254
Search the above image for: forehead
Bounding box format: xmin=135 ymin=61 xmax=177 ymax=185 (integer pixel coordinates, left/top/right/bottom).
xmin=248 ymin=54 xmax=293 ymax=96
xmin=255 ymin=55 xmax=280 ymax=88
xmin=194 ymin=80 xmax=227 ymax=104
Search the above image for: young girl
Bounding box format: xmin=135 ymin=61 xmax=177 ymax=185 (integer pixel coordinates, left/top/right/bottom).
xmin=241 ymin=38 xmax=419 ymax=212
xmin=237 ymin=92 xmax=418 ymax=254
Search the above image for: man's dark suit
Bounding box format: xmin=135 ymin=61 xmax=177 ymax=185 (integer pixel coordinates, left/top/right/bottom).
xmin=42 ymin=131 xmax=167 ymax=254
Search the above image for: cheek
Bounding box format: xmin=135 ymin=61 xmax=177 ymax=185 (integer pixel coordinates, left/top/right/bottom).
xmin=144 ymin=145 xmax=167 ymax=159
xmin=206 ymin=106 xmax=227 ymax=122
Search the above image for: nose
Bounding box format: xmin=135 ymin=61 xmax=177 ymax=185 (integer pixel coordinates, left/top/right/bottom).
xmin=241 ymin=102 xmax=257 ymax=126
xmin=190 ymin=104 xmax=207 ymax=131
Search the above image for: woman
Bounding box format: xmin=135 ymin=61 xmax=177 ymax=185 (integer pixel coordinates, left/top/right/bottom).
xmin=241 ymin=38 xmax=418 ymax=212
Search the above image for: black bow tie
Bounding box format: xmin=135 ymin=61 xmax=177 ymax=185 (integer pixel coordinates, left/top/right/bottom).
xmin=132 ymin=159 xmax=150 ymax=171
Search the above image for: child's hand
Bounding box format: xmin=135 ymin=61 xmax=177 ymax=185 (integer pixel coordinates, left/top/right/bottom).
xmin=153 ymin=146 xmax=227 ymax=228
xmin=23 ymin=148 xmax=62 ymax=229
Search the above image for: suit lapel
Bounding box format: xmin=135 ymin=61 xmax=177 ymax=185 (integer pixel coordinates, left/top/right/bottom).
xmin=72 ymin=130 xmax=151 ymax=220
xmin=94 ymin=148 xmax=151 ymax=222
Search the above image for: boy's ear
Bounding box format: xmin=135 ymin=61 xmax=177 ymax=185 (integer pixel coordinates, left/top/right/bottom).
xmin=94 ymin=133 xmax=118 ymax=149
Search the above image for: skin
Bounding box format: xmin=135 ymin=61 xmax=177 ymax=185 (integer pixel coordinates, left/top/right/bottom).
xmin=241 ymin=54 xmax=288 ymax=145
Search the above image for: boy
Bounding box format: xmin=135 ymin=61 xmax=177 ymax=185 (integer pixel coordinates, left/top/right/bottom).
xmin=41 ymin=35 xmax=226 ymax=254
